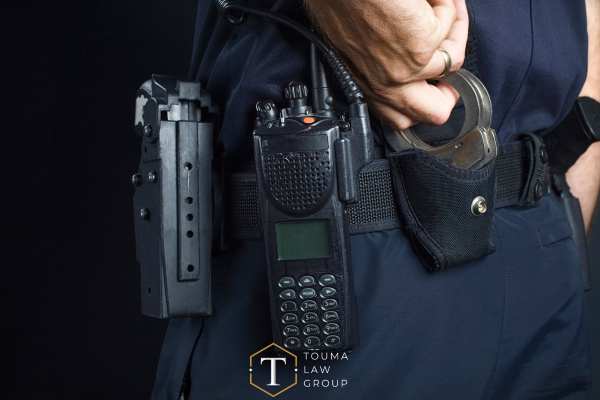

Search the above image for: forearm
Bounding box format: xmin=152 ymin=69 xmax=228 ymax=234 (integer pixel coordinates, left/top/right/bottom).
xmin=566 ymin=143 xmax=600 ymax=232
xmin=580 ymin=0 xmax=599 ymax=100
xmin=566 ymin=0 xmax=600 ymax=232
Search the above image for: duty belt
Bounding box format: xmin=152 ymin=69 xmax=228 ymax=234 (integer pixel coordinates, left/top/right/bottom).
xmin=228 ymin=133 xmax=550 ymax=239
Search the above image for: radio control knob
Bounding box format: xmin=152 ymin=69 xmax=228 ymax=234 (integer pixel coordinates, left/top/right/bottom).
xmin=284 ymin=81 xmax=308 ymax=101
xmin=256 ymin=100 xmax=278 ymax=126
xmin=284 ymin=81 xmax=309 ymax=116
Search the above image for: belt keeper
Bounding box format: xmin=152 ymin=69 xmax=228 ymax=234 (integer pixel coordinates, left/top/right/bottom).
xmin=516 ymin=132 xmax=550 ymax=207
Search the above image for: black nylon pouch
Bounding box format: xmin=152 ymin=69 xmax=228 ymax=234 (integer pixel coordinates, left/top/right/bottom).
xmin=388 ymin=150 xmax=496 ymax=272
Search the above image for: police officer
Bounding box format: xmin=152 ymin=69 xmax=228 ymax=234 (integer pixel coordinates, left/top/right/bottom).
xmin=152 ymin=0 xmax=600 ymax=398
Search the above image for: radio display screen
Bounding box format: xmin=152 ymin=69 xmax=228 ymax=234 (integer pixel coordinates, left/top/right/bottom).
xmin=275 ymin=220 xmax=331 ymax=261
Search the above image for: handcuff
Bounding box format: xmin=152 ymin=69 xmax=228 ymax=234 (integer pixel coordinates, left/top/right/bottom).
xmin=383 ymin=69 xmax=498 ymax=170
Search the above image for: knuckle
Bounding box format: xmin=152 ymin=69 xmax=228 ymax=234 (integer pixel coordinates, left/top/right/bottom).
xmin=410 ymin=47 xmax=436 ymax=70
xmin=429 ymin=106 xmax=452 ymax=125
xmin=370 ymin=84 xmax=395 ymax=102
xmin=379 ymin=63 xmax=409 ymax=85
xmin=370 ymin=102 xmax=412 ymax=131
xmin=453 ymin=51 xmax=465 ymax=70
xmin=396 ymin=119 xmax=413 ymax=130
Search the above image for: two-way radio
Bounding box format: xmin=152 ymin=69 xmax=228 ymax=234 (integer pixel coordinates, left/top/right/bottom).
xmin=253 ymin=74 xmax=373 ymax=350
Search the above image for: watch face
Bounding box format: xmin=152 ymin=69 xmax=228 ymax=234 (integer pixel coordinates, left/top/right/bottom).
xmin=578 ymin=97 xmax=600 ymax=141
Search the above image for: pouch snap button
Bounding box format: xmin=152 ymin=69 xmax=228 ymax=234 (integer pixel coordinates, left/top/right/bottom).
xmin=471 ymin=196 xmax=488 ymax=216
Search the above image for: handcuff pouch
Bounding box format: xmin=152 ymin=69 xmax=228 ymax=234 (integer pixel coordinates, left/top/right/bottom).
xmin=388 ymin=149 xmax=496 ymax=272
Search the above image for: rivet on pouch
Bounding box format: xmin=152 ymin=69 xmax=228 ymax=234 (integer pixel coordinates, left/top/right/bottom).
xmin=471 ymin=196 xmax=488 ymax=216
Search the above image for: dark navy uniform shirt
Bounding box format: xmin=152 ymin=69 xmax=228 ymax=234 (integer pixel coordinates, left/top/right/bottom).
xmin=189 ymin=0 xmax=588 ymax=166
xmin=152 ymin=2 xmax=591 ymax=399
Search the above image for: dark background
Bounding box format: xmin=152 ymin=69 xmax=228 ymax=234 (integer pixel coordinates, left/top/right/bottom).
xmin=9 ymin=1 xmax=600 ymax=399
xmin=12 ymin=1 xmax=196 ymax=398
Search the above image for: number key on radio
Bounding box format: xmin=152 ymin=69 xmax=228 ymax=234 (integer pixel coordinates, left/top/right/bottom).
xmin=299 ymin=288 xmax=317 ymax=300
xmin=304 ymin=336 xmax=322 ymax=349
xmin=323 ymin=322 xmax=340 ymax=335
xmin=322 ymin=311 xmax=339 ymax=323
xmin=280 ymin=301 xmax=298 ymax=312
xmin=324 ymin=335 xmax=341 ymax=348
xmin=298 ymin=275 xmax=316 ymax=287
xmin=278 ymin=276 xmax=296 ymax=288
xmin=319 ymin=286 xmax=337 ymax=298
xmin=282 ymin=313 xmax=299 ymax=324
xmin=301 ymin=312 xmax=319 ymax=324
xmin=303 ymin=324 xmax=320 ymax=336
xmin=283 ymin=325 xmax=300 ymax=337
xmin=300 ymin=300 xmax=318 ymax=312
xmin=279 ymin=289 xmax=297 ymax=300
xmin=321 ymin=298 xmax=338 ymax=310
xmin=319 ymin=274 xmax=336 ymax=286
xmin=285 ymin=337 xmax=301 ymax=350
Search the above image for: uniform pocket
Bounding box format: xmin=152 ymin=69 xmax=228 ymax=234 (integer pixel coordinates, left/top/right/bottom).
xmin=490 ymin=193 xmax=591 ymax=398
xmin=534 ymin=194 xmax=583 ymax=294
xmin=558 ymin=179 xmax=592 ymax=291
xmin=536 ymin=214 xmax=573 ymax=247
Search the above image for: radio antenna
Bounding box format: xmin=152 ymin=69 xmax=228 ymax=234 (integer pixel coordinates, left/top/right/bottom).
xmin=310 ymin=42 xmax=334 ymax=117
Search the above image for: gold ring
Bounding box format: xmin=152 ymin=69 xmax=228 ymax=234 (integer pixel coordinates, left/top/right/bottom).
xmin=438 ymin=49 xmax=452 ymax=79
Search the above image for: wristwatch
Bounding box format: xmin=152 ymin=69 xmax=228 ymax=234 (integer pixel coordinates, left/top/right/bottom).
xmin=544 ymin=96 xmax=600 ymax=174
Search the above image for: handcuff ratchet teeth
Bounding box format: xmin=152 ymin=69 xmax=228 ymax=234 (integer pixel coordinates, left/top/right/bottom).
xmin=383 ymin=69 xmax=498 ymax=170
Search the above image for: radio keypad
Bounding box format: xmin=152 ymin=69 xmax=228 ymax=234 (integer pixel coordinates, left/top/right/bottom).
xmin=277 ymin=273 xmax=343 ymax=350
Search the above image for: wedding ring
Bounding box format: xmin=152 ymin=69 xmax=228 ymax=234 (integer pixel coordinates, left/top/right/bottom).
xmin=438 ymin=49 xmax=452 ymax=79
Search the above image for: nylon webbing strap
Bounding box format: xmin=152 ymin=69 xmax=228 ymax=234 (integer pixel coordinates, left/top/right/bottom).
xmin=495 ymin=141 xmax=528 ymax=208
xmin=228 ymin=140 xmax=547 ymax=239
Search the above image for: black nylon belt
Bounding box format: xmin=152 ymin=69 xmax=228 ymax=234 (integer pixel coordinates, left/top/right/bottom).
xmin=228 ymin=136 xmax=550 ymax=239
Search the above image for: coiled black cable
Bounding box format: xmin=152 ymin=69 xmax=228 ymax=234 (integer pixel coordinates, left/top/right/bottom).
xmin=215 ymin=0 xmax=364 ymax=105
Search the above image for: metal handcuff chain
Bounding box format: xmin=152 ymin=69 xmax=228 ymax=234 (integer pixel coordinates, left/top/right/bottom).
xmin=383 ymin=69 xmax=499 ymax=170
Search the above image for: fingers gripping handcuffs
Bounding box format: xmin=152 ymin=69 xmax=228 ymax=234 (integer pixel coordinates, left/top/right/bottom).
xmin=384 ymin=69 xmax=498 ymax=170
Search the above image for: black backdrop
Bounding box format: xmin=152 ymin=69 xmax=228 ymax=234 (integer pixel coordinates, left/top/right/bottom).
xmin=9 ymin=1 xmax=600 ymax=399
xmin=12 ymin=1 xmax=196 ymax=398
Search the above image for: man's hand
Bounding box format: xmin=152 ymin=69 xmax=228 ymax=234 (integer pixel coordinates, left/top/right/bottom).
xmin=305 ymin=0 xmax=469 ymax=130
xmin=580 ymin=0 xmax=600 ymax=102
xmin=566 ymin=143 xmax=600 ymax=232
xmin=566 ymin=0 xmax=600 ymax=232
